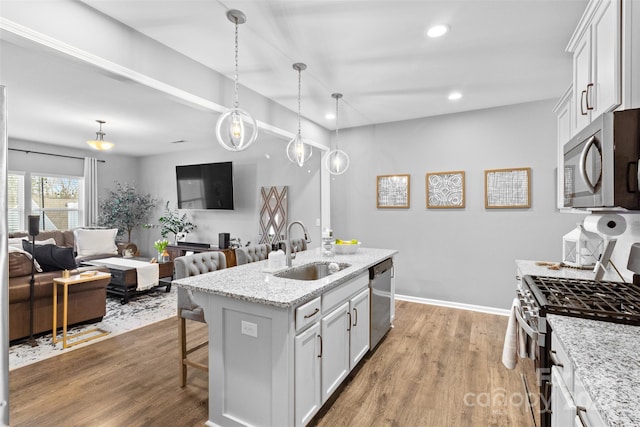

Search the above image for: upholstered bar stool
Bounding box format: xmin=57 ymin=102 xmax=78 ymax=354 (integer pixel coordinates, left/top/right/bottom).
xmin=235 ymin=244 xmax=271 ymax=266
xmin=288 ymin=238 xmax=308 ymax=253
xmin=174 ymin=251 xmax=226 ymax=387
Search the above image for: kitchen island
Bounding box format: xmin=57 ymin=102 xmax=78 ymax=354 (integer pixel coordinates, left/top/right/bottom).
xmin=174 ymin=247 xmax=397 ymax=427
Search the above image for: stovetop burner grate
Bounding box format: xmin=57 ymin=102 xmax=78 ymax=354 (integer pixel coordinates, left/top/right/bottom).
xmin=524 ymin=275 xmax=640 ymax=325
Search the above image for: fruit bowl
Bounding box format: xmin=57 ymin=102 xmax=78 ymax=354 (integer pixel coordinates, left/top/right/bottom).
xmin=331 ymin=241 xmax=361 ymax=254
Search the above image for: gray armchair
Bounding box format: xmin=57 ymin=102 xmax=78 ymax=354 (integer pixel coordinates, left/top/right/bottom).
xmin=174 ymin=251 xmax=227 ymax=387
xmin=235 ymin=244 xmax=271 ymax=266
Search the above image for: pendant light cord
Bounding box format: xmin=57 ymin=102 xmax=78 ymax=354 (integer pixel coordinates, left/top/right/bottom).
xmin=297 ymin=67 xmax=302 ymax=136
xmin=335 ymin=96 xmax=340 ymax=149
xmin=233 ymin=18 xmax=240 ymax=109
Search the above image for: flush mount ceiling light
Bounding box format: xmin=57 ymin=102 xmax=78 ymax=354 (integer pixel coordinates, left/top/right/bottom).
xmin=286 ymin=62 xmax=312 ymax=167
xmin=325 ymin=93 xmax=350 ymax=175
xmin=448 ymin=91 xmax=463 ymax=100
xmin=426 ymin=24 xmax=450 ymax=38
xmin=86 ymin=120 xmax=114 ymax=151
xmin=215 ymin=9 xmax=258 ymax=152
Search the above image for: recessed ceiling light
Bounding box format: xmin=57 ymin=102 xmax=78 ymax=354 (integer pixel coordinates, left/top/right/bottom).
xmin=426 ymin=24 xmax=449 ymax=38
xmin=448 ymin=92 xmax=462 ymax=101
xmin=325 ymin=113 xmax=336 ymax=120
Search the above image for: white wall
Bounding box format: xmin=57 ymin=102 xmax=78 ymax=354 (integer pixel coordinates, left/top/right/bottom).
xmin=331 ymin=100 xmax=582 ymax=310
xmin=135 ymin=137 xmax=322 ymax=256
xmin=7 ymin=138 xmax=138 ymax=234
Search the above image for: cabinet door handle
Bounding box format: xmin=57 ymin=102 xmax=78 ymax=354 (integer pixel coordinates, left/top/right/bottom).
xmin=304 ymin=308 xmax=319 ymax=319
xmin=353 ymin=308 xmax=358 ymax=326
xmin=347 ymin=312 xmax=352 ymax=332
xmin=549 ymin=350 xmax=564 ymax=368
xmin=576 ymin=406 xmax=588 ymax=426
xmin=580 ymin=90 xmax=587 ymax=115
xmin=317 ymin=334 xmax=323 ymax=358
xmin=586 ymin=83 xmax=594 ymax=111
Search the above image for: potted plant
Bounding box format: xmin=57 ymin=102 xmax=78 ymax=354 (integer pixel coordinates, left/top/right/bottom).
xmin=98 ymin=181 xmax=157 ymax=242
xmin=156 ymin=201 xmax=197 ymax=244
xmin=153 ymin=238 xmax=170 ymax=262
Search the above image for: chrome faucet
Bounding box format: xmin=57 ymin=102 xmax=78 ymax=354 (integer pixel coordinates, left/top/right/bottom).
xmin=283 ymin=220 xmax=311 ymax=267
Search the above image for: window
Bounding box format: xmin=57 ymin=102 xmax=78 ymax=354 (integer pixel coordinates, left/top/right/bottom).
xmin=31 ymin=174 xmax=83 ymax=231
xmin=8 ymin=172 xmax=25 ymax=233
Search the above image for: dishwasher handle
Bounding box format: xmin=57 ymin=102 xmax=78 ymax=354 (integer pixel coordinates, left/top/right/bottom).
xmin=370 ymin=258 xmax=393 ymax=279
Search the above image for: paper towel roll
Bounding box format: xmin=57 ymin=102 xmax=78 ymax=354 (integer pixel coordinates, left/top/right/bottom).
xmin=583 ymin=214 xmax=627 ymax=237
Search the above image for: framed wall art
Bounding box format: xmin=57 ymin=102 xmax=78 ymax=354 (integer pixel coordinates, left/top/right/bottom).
xmin=484 ymin=167 xmax=531 ymax=208
xmin=377 ymin=174 xmax=410 ymax=208
xmin=426 ymin=171 xmax=465 ymax=209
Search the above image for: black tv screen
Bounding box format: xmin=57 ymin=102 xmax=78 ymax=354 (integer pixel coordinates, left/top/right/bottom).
xmin=176 ymin=162 xmax=234 ymax=210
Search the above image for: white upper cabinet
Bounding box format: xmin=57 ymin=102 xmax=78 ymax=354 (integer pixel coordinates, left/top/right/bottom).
xmin=567 ymin=0 xmax=622 ymax=135
xmin=553 ymin=86 xmax=573 ymax=209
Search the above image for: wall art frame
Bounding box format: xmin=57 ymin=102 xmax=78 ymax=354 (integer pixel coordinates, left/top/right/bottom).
xmin=484 ymin=167 xmax=531 ymax=209
xmin=376 ymin=174 xmax=410 ymax=208
xmin=426 ymin=170 xmax=465 ymax=209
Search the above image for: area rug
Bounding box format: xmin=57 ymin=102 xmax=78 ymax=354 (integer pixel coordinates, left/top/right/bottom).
xmin=9 ymin=288 xmax=177 ymax=370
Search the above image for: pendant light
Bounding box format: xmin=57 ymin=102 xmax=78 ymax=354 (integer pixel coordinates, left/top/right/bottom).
xmin=215 ymin=9 xmax=258 ymax=152
xmin=325 ymin=93 xmax=350 ymax=175
xmin=86 ymin=120 xmax=114 ymax=151
xmin=286 ymin=63 xmax=312 ymax=167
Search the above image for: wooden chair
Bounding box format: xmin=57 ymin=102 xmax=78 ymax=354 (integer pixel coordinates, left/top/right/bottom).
xmin=235 ymin=243 xmax=271 ymax=266
xmin=174 ymin=251 xmax=226 ymax=387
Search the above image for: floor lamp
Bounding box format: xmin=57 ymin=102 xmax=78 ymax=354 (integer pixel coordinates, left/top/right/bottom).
xmin=27 ymin=214 xmax=39 ymax=347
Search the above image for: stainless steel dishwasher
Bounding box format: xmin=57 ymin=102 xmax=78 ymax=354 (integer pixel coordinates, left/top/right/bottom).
xmin=369 ymin=258 xmax=393 ymax=350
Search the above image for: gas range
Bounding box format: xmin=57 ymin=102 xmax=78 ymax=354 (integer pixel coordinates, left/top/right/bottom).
xmin=523 ymin=275 xmax=640 ymax=325
xmin=517 ymin=274 xmax=640 ymax=427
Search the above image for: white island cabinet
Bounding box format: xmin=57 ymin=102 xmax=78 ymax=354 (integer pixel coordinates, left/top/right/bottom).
xmin=175 ymin=248 xmax=397 ymax=427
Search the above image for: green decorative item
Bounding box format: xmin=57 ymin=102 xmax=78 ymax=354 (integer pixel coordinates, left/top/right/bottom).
xmin=157 ymin=201 xmax=197 ymax=244
xmin=98 ymin=182 xmax=157 ymax=242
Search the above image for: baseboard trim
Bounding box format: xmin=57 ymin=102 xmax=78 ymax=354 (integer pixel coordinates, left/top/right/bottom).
xmin=395 ymin=294 xmax=510 ymax=317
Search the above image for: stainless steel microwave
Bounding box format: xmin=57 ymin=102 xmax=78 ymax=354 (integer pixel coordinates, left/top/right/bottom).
xmin=563 ymin=108 xmax=640 ymax=209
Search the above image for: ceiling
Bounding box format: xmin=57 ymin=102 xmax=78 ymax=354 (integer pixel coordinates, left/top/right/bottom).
xmin=1 ymin=0 xmax=588 ymax=156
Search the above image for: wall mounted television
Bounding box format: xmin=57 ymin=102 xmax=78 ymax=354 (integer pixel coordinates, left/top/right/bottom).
xmin=176 ymin=161 xmax=234 ymax=210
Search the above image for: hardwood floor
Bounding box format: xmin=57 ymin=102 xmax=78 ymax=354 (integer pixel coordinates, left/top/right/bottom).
xmin=9 ymin=301 xmax=535 ymax=426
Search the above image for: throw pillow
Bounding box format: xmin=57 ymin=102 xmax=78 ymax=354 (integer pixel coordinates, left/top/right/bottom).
xmin=22 ymin=241 xmax=77 ymax=272
xmin=74 ymin=228 xmax=118 ymax=257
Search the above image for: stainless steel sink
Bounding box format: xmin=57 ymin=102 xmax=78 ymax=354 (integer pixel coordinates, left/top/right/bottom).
xmin=274 ymin=262 xmax=351 ymax=281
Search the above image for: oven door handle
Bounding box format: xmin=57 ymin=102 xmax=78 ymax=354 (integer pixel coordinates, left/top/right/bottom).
xmin=514 ymin=306 xmax=538 ymax=340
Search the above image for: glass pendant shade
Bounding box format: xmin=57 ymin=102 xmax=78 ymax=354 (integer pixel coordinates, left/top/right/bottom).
xmin=325 ymin=148 xmax=350 ymax=175
xmin=286 ymin=133 xmax=312 ymax=167
xmin=326 ymin=92 xmax=350 ymax=175
xmin=287 ymin=62 xmax=311 ymax=166
xmin=215 ymin=107 xmax=258 ymax=151
xmin=86 ymin=120 xmax=114 ymax=151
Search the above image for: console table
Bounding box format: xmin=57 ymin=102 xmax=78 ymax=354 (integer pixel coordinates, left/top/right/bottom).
xmin=53 ymin=272 xmax=112 ymax=348
xmin=166 ymin=244 xmax=237 ymax=268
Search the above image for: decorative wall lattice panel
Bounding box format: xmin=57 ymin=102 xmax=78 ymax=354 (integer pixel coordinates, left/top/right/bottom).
xmin=259 ymin=186 xmax=288 ymax=245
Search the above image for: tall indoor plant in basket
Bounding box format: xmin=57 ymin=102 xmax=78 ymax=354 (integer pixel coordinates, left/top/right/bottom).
xmin=98 ymin=182 xmax=157 ymax=242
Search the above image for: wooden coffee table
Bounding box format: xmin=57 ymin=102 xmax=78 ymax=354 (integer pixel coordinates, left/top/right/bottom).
xmin=52 ymin=271 xmax=112 ymax=349
xmin=82 ymin=257 xmax=174 ymax=304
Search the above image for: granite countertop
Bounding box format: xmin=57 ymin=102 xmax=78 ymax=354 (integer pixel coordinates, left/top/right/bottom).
xmin=173 ymin=247 xmax=397 ymax=308
xmin=515 ymin=259 xmax=622 ymax=282
xmin=547 ymin=315 xmax=640 ymax=426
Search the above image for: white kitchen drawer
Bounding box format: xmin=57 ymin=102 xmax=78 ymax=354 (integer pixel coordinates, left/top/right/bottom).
xmin=322 ymin=271 xmax=368 ymax=313
xmin=551 ymin=334 xmax=574 ymax=393
xmin=574 ymin=374 xmax=606 ymax=427
xmin=295 ymin=297 xmax=321 ymax=332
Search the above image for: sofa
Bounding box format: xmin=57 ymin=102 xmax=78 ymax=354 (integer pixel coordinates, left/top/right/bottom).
xmin=7 ymin=229 xmax=137 ymax=342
